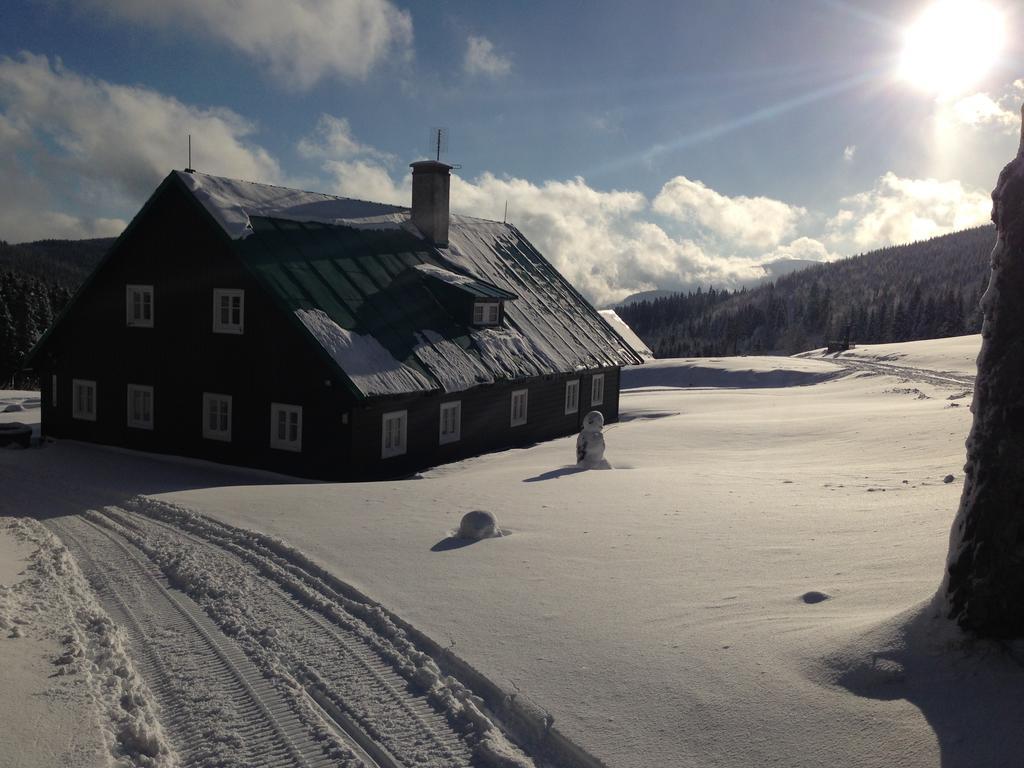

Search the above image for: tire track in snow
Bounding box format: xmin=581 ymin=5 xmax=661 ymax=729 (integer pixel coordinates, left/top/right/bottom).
xmin=101 ymin=504 xmax=479 ymax=768
xmin=46 ymin=514 xmax=347 ymax=768
xmin=830 ymin=356 xmax=975 ymax=391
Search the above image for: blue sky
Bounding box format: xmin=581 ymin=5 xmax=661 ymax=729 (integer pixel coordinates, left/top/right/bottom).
xmin=2 ymin=0 xmax=1021 ymax=304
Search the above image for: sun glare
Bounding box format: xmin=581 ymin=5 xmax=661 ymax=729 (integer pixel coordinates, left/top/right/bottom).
xmin=899 ymin=0 xmax=1005 ymax=97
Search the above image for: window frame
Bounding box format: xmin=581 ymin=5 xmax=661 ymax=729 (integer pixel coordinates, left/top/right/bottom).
xmin=126 ymin=384 xmax=154 ymax=430
xmin=270 ymin=402 xmax=302 ymax=452
xmin=381 ymin=410 xmax=408 ymax=458
xmin=565 ymin=379 xmax=580 ymax=415
xmin=125 ymin=284 xmax=154 ymax=328
xmin=510 ymin=388 xmax=528 ymax=427
xmin=591 ymin=373 xmax=605 ymax=407
xmin=212 ymin=289 xmax=245 ymax=334
xmin=439 ymin=401 xmax=462 ymax=445
xmin=72 ymin=379 xmax=97 ymax=421
xmin=472 ymin=300 xmax=501 ymax=326
xmin=202 ymin=392 xmax=232 ymax=441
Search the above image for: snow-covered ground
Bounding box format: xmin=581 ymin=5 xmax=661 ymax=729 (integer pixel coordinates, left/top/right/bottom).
xmin=4 ymin=333 xmax=1024 ymax=767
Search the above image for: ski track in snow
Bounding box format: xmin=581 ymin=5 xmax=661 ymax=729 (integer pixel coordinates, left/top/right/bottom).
xmin=47 ymin=514 xmax=343 ymax=768
xmin=829 ymin=356 xmax=976 ymax=392
xmin=37 ymin=490 xmax=540 ymax=768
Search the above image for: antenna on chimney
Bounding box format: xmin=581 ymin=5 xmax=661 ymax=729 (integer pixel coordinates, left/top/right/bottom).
xmin=185 ymin=134 xmax=195 ymax=173
xmin=429 ymin=127 xmax=448 ymax=161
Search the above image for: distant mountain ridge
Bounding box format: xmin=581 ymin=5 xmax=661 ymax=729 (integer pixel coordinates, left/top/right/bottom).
xmin=616 ymin=225 xmax=995 ymax=358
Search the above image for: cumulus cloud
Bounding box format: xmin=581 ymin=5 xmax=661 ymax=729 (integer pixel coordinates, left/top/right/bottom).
xmin=0 ymin=52 xmax=280 ymax=242
xmin=843 ymin=145 xmax=857 ymax=162
xmin=764 ymin=237 xmax=838 ymax=264
xmin=322 ymin=159 xmax=408 ymax=206
xmin=464 ymin=35 xmax=512 ymax=78
xmin=946 ymin=80 xmax=1024 ymax=134
xmin=826 ymin=172 xmax=991 ymax=251
xmin=80 ymin=0 xmax=413 ymax=89
xmin=949 ymin=92 xmax=1019 ymax=132
xmin=298 ymin=114 xmax=393 ymax=161
xmin=652 ymin=176 xmax=806 ymax=249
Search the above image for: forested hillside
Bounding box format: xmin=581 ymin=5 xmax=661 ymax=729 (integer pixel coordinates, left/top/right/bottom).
xmin=617 ymin=225 xmax=995 ymax=358
xmin=0 ymin=238 xmax=113 ymax=384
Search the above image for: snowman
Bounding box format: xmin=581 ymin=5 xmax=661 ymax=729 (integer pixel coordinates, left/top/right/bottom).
xmin=576 ymin=410 xmax=609 ymax=468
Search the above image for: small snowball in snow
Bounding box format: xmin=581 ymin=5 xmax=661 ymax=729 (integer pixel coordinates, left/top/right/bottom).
xmin=458 ymin=510 xmax=502 ymax=541
xmin=943 ymin=474 xmax=955 ymax=484
xmin=801 ymin=591 xmax=831 ymax=604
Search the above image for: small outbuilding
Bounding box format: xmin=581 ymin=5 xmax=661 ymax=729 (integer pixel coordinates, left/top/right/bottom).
xmin=27 ymin=162 xmax=641 ymax=479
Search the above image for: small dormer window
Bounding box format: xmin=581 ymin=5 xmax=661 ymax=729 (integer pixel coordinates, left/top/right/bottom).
xmin=473 ymin=301 xmax=501 ymax=326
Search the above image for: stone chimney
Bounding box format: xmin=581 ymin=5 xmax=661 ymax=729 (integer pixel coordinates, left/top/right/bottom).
xmin=410 ymin=160 xmax=452 ymax=247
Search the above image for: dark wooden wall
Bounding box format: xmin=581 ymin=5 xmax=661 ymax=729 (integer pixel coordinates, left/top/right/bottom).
xmin=36 ymin=180 xmax=356 ymax=479
xmin=345 ymin=366 xmax=621 ymax=479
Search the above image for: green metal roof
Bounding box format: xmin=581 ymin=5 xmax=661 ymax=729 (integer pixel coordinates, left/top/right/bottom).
xmin=235 ymin=213 xmax=641 ymax=399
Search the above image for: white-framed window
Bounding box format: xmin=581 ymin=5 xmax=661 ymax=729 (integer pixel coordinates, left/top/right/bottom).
xmin=510 ymin=389 xmax=528 ymax=427
xmin=382 ymin=410 xmax=407 ymax=458
xmin=126 ymin=285 xmax=154 ymax=327
xmin=51 ymin=375 xmax=57 ymax=408
xmin=472 ymin=301 xmax=501 ymax=326
xmin=591 ymin=373 xmax=605 ymax=406
xmin=270 ymin=403 xmax=302 ymax=452
xmin=439 ymin=401 xmax=461 ymax=444
xmin=72 ymin=379 xmax=97 ymax=421
xmin=127 ymin=384 xmax=154 ymax=430
xmin=565 ymin=379 xmax=580 ymax=415
xmin=213 ymin=289 xmax=245 ymax=334
xmin=202 ymin=392 xmax=232 ymax=441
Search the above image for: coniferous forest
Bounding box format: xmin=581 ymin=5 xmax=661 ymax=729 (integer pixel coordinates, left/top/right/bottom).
xmin=616 ymin=225 xmax=995 ymax=358
xmin=0 ymin=238 xmax=113 ymax=385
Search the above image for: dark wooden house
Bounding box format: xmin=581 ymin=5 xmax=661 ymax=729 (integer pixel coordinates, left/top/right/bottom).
xmin=27 ymin=162 xmax=642 ymax=479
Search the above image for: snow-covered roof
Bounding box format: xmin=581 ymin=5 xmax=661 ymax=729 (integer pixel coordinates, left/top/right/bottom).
xmin=176 ymin=170 xmax=408 ymax=240
xmin=176 ymin=171 xmax=642 ymax=399
xmin=599 ymin=309 xmax=654 ymax=362
xmin=412 ymin=263 xmax=517 ymax=300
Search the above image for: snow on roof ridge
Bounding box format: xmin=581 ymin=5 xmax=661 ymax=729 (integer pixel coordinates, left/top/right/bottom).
xmin=175 ymin=169 xmax=410 ymax=240
xmin=174 ymin=170 xmax=513 ymax=240
xmin=179 ymin=169 xmax=408 ymax=211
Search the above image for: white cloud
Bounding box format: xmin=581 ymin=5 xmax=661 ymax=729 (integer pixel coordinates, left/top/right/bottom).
xmin=949 ymin=92 xmax=1019 ymax=132
xmin=843 ymin=145 xmax=857 ymax=162
xmin=945 ymin=80 xmax=1024 ymax=134
xmin=764 ymin=237 xmax=838 ymax=264
xmin=322 ymin=159 xmax=408 ymax=206
xmin=81 ymin=0 xmax=413 ymax=89
xmin=652 ymin=176 xmax=806 ymax=249
xmin=0 ymin=52 xmax=280 ymax=242
xmin=826 ymin=172 xmax=991 ymax=251
xmin=298 ymin=114 xmax=393 ymax=161
xmin=464 ymin=35 xmax=512 ymax=78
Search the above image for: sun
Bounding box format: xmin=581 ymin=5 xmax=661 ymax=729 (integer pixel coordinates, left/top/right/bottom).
xmin=898 ymin=0 xmax=1005 ymax=97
